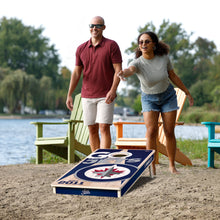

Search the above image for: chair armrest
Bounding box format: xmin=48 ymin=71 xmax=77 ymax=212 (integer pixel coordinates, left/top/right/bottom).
xmin=30 ymin=121 xmax=68 ymax=125
xmin=64 ymin=119 xmax=83 ymax=123
xmin=113 ymin=121 xmax=145 ymax=125
xmin=113 ymin=121 xmax=184 ymax=140
xmin=176 ymin=121 xmax=184 ymax=125
xmin=201 ymin=122 xmax=220 ymax=140
xmin=113 ymin=122 xmax=145 ymax=139
xmin=201 ymin=122 xmax=220 ymax=126
xmin=30 ymin=121 xmax=68 ymax=138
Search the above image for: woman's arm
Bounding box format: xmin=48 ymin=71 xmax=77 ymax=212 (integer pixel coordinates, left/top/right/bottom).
xmin=117 ymin=66 xmax=136 ymax=81
xmin=168 ymin=69 xmax=194 ymax=106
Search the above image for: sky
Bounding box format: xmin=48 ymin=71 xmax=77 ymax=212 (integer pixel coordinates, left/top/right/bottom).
xmin=1 ymin=0 xmax=220 ymax=72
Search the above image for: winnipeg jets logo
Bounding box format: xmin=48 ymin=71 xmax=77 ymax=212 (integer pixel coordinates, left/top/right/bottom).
xmin=83 ymin=165 xmax=131 ymax=180
xmin=92 ymin=165 xmax=124 ymax=179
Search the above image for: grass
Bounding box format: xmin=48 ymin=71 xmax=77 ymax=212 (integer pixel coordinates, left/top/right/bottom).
xmin=177 ymin=139 xmax=210 ymax=160
xmin=28 ymin=150 xmax=86 ymax=164
xmin=29 ymin=139 xmax=220 ymax=166
xmin=29 ymin=152 xmax=67 ymax=164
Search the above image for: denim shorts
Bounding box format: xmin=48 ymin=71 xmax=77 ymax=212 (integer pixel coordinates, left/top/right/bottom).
xmin=141 ymin=84 xmax=179 ymax=113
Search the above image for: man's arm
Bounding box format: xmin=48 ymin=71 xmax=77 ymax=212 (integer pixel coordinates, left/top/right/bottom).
xmin=105 ymin=63 xmax=122 ymax=104
xmin=66 ymin=66 xmax=83 ymax=111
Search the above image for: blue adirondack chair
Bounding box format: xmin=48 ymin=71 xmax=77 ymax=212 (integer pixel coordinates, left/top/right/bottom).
xmin=31 ymin=93 xmax=91 ymax=164
xmin=201 ymin=122 xmax=220 ymax=168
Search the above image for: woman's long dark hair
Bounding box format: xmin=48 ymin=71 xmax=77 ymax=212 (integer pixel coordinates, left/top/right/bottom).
xmin=135 ymin=31 xmax=170 ymax=58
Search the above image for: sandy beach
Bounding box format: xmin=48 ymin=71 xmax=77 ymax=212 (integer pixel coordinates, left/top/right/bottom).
xmin=0 ymin=158 xmax=219 ymax=220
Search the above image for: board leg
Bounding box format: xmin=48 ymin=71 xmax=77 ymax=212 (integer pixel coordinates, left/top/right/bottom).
xmin=149 ymin=165 xmax=154 ymax=178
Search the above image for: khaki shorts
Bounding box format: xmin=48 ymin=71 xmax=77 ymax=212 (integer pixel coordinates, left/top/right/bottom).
xmin=82 ymin=97 xmax=115 ymax=126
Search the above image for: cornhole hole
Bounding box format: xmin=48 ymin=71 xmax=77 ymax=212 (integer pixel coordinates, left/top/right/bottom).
xmin=51 ymin=149 xmax=154 ymax=197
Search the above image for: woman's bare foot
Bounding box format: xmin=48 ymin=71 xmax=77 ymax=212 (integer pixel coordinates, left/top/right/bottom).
xmin=169 ymin=166 xmax=180 ymax=174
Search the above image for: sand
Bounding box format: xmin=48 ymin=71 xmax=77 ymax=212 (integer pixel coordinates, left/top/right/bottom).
xmin=0 ymin=158 xmax=219 ymax=220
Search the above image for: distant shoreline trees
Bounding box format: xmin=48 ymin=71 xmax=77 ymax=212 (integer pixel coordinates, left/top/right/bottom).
xmin=0 ymin=17 xmax=81 ymax=114
xmin=0 ymin=18 xmax=219 ymax=114
xmin=117 ymin=20 xmax=220 ymax=113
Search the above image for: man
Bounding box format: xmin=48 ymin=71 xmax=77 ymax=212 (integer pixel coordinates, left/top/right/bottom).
xmin=66 ymin=16 xmax=122 ymax=152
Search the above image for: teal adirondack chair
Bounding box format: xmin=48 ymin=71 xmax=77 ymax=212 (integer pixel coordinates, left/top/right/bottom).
xmin=201 ymin=122 xmax=220 ymax=168
xmin=31 ymin=93 xmax=91 ymax=164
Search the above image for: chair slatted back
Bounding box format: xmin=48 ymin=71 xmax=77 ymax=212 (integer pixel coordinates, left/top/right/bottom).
xmin=158 ymin=88 xmax=186 ymax=145
xmin=70 ymin=94 xmax=89 ymax=145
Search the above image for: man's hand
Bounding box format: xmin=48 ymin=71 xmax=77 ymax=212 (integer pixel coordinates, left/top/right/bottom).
xmin=66 ymin=96 xmax=73 ymax=111
xmin=105 ymin=91 xmax=117 ymax=104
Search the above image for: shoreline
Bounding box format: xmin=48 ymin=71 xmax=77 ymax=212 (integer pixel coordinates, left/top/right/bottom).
xmin=0 ymin=114 xmax=203 ymax=125
xmin=0 ymin=114 xmax=67 ymax=119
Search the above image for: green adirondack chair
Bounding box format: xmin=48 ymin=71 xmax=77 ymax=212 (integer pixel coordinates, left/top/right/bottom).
xmin=31 ymin=93 xmax=91 ymax=164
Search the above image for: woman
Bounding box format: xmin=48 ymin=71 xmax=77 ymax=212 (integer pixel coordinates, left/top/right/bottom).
xmin=118 ymin=31 xmax=194 ymax=174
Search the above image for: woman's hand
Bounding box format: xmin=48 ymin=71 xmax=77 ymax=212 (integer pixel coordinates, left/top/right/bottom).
xmin=187 ymin=93 xmax=194 ymax=106
xmin=117 ymin=70 xmax=126 ymax=81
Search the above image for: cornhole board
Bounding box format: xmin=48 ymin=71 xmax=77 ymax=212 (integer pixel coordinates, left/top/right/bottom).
xmin=51 ymin=149 xmax=155 ymax=198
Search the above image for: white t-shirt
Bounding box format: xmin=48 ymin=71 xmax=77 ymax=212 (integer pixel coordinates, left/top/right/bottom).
xmin=129 ymin=55 xmax=173 ymax=94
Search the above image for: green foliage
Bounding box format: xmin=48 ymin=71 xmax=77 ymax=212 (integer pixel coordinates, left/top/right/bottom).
xmin=208 ymin=53 xmax=220 ymax=82
xmin=211 ymin=85 xmax=220 ymax=110
xmin=29 ymin=151 xmax=67 ymax=164
xmin=0 ymin=17 xmax=60 ymax=84
xmin=120 ymin=19 xmax=220 ymax=115
xmin=180 ymin=107 xmax=220 ymax=123
xmin=193 ymin=37 xmax=217 ymax=60
xmin=0 ymin=17 xmax=83 ymax=114
xmin=132 ymin=94 xmax=142 ymax=113
xmin=190 ymin=80 xmax=213 ymax=106
xmin=1 ymin=17 xmax=220 ymax=116
xmin=0 ymin=69 xmax=38 ymax=113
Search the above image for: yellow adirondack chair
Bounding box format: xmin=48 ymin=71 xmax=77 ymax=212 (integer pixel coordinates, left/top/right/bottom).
xmin=31 ymin=93 xmax=91 ymax=164
xmin=113 ymin=88 xmax=192 ymax=166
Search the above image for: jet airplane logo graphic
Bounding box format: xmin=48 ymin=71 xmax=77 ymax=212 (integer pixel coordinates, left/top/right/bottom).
xmin=93 ymin=165 xmax=124 ymax=178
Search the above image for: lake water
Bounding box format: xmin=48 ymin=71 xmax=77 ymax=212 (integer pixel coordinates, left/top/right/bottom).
xmin=0 ymin=118 xmax=219 ymax=166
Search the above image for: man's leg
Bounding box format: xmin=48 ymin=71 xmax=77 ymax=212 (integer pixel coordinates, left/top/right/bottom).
xmin=99 ymin=123 xmax=111 ymax=149
xmin=88 ymin=124 xmax=100 ymax=152
xmin=96 ymin=98 xmax=114 ymax=149
xmin=82 ymin=98 xmax=100 ymax=152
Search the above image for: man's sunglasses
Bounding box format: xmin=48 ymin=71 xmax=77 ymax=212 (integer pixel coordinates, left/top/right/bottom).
xmin=89 ymin=24 xmax=104 ymax=29
xmin=138 ymin=40 xmax=152 ymax=45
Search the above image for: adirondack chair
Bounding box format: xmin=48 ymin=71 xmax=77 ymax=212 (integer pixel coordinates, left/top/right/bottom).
xmin=31 ymin=93 xmax=91 ymax=164
xmin=201 ymin=122 xmax=220 ymax=168
xmin=113 ymin=88 xmax=192 ymax=166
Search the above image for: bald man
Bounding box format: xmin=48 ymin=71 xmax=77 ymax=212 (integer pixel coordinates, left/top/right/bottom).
xmin=66 ymin=16 xmax=122 ymax=152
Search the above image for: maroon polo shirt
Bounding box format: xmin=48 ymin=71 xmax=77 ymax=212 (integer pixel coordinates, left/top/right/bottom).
xmin=75 ymin=37 xmax=122 ymax=98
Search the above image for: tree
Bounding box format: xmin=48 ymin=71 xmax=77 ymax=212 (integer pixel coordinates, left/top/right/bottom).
xmin=207 ymin=53 xmax=220 ymax=83
xmin=38 ymin=76 xmax=55 ymax=111
xmin=0 ymin=69 xmax=37 ymax=113
xmin=0 ymin=17 xmax=60 ymax=85
xmin=192 ymin=37 xmax=217 ymax=82
xmin=211 ymin=85 xmax=220 ymax=110
xmin=193 ymin=37 xmax=217 ymax=61
xmin=190 ymin=80 xmax=213 ymax=106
